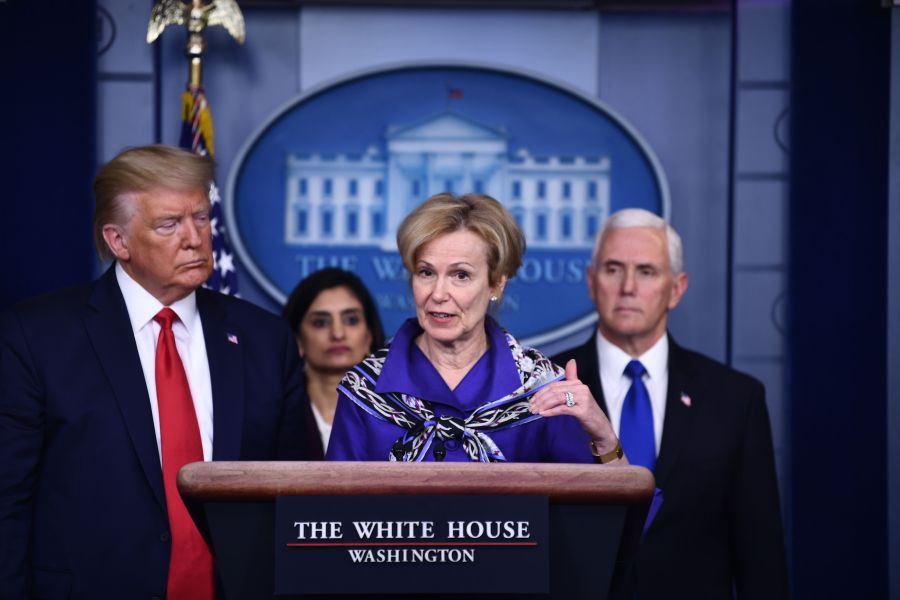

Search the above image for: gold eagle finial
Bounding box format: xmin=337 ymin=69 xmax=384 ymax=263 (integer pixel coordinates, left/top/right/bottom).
xmin=147 ymin=0 xmax=245 ymax=45
xmin=147 ymin=0 xmax=245 ymax=88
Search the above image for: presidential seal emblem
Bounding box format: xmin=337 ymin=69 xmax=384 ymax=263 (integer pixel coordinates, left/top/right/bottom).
xmin=227 ymin=64 xmax=668 ymax=346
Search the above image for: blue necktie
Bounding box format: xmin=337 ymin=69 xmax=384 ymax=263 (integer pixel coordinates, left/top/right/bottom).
xmin=620 ymin=360 xmax=656 ymax=471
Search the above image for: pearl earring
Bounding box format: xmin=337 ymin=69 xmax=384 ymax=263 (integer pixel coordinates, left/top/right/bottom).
xmin=490 ymin=295 xmax=498 ymax=302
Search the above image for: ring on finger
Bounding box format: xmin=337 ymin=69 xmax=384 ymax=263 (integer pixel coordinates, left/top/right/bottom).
xmin=564 ymin=391 xmax=576 ymax=407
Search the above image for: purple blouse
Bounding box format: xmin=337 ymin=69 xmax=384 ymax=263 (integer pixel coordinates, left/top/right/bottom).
xmin=326 ymin=318 xmax=593 ymax=463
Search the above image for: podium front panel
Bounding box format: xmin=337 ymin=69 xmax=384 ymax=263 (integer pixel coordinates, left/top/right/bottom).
xmin=205 ymin=501 xmax=630 ymax=599
xmin=180 ymin=462 xmax=654 ymax=599
xmin=273 ymin=495 xmax=549 ymax=595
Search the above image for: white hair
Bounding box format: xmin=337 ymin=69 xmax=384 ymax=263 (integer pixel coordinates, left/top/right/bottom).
xmin=591 ymin=208 xmax=684 ymax=275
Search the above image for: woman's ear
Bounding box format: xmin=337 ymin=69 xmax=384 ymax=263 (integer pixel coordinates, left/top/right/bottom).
xmin=492 ymin=274 xmax=508 ymax=301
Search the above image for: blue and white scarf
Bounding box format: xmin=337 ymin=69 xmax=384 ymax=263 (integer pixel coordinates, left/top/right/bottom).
xmin=337 ymin=330 xmax=563 ymax=462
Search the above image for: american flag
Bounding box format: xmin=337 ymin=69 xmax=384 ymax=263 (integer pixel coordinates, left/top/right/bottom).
xmin=180 ymin=86 xmax=239 ymax=296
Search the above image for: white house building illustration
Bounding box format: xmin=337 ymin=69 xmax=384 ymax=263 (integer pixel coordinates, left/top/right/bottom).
xmin=284 ymin=112 xmax=611 ymax=251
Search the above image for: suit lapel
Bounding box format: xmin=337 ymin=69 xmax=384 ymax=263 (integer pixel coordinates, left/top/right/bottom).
xmin=198 ymin=290 xmax=245 ymax=460
xmin=84 ymin=267 xmax=166 ymax=511
xmin=579 ymin=332 xmax=610 ymax=415
xmin=653 ymin=336 xmax=697 ymax=488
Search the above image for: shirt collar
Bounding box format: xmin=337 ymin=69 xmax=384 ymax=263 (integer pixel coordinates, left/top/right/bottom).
xmin=375 ymin=318 xmax=439 ymax=397
xmin=596 ymin=330 xmax=669 ymax=383
xmin=376 ymin=317 xmax=521 ymax=410
xmin=482 ymin=316 xmax=521 ymax=397
xmin=115 ymin=262 xmax=199 ymax=335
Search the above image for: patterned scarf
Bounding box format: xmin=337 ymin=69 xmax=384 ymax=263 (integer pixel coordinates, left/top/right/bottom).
xmin=337 ymin=330 xmax=563 ymax=462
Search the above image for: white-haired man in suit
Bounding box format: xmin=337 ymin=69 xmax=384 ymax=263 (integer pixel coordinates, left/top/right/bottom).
xmin=553 ymin=208 xmax=788 ymax=599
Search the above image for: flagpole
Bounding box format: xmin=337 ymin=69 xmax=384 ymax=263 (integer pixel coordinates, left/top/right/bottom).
xmin=146 ymin=0 xmax=246 ymax=296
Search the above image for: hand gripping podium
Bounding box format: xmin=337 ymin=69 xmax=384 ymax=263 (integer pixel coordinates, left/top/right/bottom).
xmin=179 ymin=461 xmax=654 ymax=599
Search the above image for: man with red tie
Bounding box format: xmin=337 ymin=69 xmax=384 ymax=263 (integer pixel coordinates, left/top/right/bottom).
xmin=0 ymin=145 xmax=308 ymax=599
xmin=552 ymin=208 xmax=788 ymax=599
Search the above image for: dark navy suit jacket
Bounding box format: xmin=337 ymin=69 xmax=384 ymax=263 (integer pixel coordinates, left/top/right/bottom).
xmin=553 ymin=332 xmax=788 ymax=600
xmin=0 ymin=267 xmax=308 ymax=599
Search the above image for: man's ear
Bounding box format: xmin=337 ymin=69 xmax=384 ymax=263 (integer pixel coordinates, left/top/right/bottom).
xmin=102 ymin=224 xmax=130 ymax=262
xmin=668 ymin=271 xmax=689 ymax=310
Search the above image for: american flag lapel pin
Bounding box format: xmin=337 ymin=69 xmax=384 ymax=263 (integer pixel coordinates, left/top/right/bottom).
xmin=680 ymin=391 xmax=692 ymax=408
xmin=227 ymin=333 xmax=239 ymax=345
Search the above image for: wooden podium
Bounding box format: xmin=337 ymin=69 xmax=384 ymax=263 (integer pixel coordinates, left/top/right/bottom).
xmin=179 ymin=461 xmax=654 ymax=599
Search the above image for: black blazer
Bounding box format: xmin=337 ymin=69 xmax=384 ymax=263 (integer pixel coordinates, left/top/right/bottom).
xmin=0 ymin=266 xmax=309 ymax=599
xmin=553 ymin=332 xmax=788 ymax=599
xmin=301 ymin=381 xmax=326 ymax=461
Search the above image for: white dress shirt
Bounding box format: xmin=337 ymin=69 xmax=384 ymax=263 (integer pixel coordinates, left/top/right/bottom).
xmin=310 ymin=402 xmax=333 ymax=454
xmin=595 ymin=331 xmax=668 ymax=456
xmin=116 ymin=263 xmax=214 ymax=462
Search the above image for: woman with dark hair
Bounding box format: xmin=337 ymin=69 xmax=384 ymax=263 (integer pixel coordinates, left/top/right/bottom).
xmin=283 ymin=268 xmax=385 ymax=459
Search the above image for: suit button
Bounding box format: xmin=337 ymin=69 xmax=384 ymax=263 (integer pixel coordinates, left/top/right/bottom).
xmin=445 ymin=440 xmax=459 ymax=451
xmin=160 ymin=531 xmax=170 ymax=542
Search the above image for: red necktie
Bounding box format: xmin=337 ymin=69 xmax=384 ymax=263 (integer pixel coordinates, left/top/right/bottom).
xmin=154 ymin=308 xmax=214 ymax=600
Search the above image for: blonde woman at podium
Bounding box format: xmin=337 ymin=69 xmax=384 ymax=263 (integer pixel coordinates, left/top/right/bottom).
xmin=326 ymin=193 xmax=624 ymax=465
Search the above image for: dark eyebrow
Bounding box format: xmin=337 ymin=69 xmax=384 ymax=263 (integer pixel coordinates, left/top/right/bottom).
xmin=308 ymin=308 xmax=362 ymax=318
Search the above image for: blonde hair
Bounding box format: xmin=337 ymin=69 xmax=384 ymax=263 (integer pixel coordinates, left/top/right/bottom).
xmin=592 ymin=208 xmax=684 ymax=275
xmin=396 ymin=193 xmax=525 ymax=286
xmin=92 ymin=144 xmax=215 ymax=261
